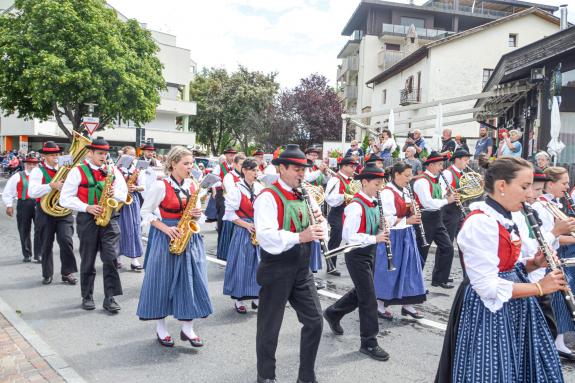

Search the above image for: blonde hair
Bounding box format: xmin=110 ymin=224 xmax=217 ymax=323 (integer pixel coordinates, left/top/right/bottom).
xmin=165 ymin=146 xmax=193 ymax=175
xmin=544 ymin=166 xmax=567 ymax=183
xmin=121 ymin=146 xmax=135 ymax=156
xmin=234 ymin=152 xmax=247 ymax=164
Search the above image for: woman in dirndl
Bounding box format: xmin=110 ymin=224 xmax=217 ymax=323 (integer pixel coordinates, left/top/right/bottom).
xmin=374 ymin=162 xmax=426 ymax=320
xmin=117 ymin=146 xmax=145 ymax=271
xmin=435 ymin=157 xmax=566 ymax=383
xmin=137 ymin=146 xmax=212 ymax=348
xmin=223 ymin=158 xmax=263 ymax=313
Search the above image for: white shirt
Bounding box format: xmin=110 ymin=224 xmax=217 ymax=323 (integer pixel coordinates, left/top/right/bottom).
xmin=28 ymin=163 xmax=58 ymax=199
xmin=441 ymin=165 xmax=463 ymax=188
xmin=304 ymin=167 xmax=323 ymax=184
xmin=211 ymin=161 xmax=233 ymax=189
xmin=254 ymin=177 xmax=328 ymax=255
xmin=59 ymin=160 xmax=128 ymax=213
xmin=457 ymin=201 xmax=520 ymax=313
xmin=223 ymin=169 xmax=241 ymax=193
xmin=413 ymin=170 xmax=448 ymax=211
xmin=381 ymin=183 xmax=411 ymax=229
xmin=224 ymin=179 xmax=264 ymax=221
xmin=325 ymin=171 xmax=350 ymax=208
xmin=119 ymin=164 xmax=147 ymax=191
xmin=2 ymin=169 xmax=33 ymax=208
xmin=532 ymin=194 xmax=560 ymax=250
xmin=140 ymin=177 xmax=205 ymax=227
xmin=342 ymin=191 xmax=378 ymax=246
xmin=264 ymin=164 xmax=278 ymax=175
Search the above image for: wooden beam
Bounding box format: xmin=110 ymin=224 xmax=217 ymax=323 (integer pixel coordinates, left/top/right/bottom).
xmin=381 ymin=107 xmax=482 ymax=127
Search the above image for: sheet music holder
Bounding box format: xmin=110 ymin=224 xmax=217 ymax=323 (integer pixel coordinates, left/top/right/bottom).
xmin=115 ymin=155 xmax=134 ymax=169
xmin=58 ymin=155 xmax=73 ymax=167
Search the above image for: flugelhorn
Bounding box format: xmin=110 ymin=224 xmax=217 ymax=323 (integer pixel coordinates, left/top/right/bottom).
xmin=539 ymin=200 xmax=575 ymax=238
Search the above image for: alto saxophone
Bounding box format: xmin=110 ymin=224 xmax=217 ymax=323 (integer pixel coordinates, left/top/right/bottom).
xmin=116 ymin=169 xmax=139 ymax=211
xmin=94 ymin=170 xmax=119 ymax=227
xmin=169 ymin=179 xmax=201 ymax=255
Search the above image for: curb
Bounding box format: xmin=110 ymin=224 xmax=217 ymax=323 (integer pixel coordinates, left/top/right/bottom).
xmin=0 ymin=295 xmax=88 ymax=383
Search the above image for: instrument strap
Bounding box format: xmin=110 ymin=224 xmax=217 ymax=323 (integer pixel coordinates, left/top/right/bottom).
xmin=79 ymin=164 xmax=107 ymax=205
xmin=39 ymin=165 xmax=54 ymax=183
xmin=169 ymin=176 xmax=189 ymax=212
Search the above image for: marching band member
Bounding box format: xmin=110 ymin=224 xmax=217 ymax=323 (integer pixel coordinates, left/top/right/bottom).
xmin=117 ymin=146 xmax=145 ymax=271
xmin=375 ymin=162 xmax=426 ymax=320
xmin=2 ymin=154 xmax=41 ymax=263
xmin=323 ymin=165 xmax=390 ymax=362
xmin=60 ymin=138 xmax=127 ymax=312
xmin=441 ymin=149 xmax=470 ymax=242
xmin=139 ymin=142 xmax=157 ymax=201
xmin=365 ymin=153 xmax=384 ymax=169
xmin=412 ymin=151 xmax=457 ymax=289
xmin=212 ymin=148 xmax=237 ymax=254
xmin=304 ymin=147 xmax=326 ymax=186
xmin=325 ymin=157 xmax=358 ymax=276
xmin=435 ymin=157 xmax=565 ymax=382
xmin=253 ymin=149 xmax=266 ymax=175
xmin=29 ymin=141 xmax=77 ymax=285
xmin=137 ymin=146 xmax=212 ymax=348
xmin=254 ymin=144 xmax=326 ymax=383
xmin=217 ymin=152 xmax=245 ymax=261
xmin=223 ymin=158 xmax=263 ymax=313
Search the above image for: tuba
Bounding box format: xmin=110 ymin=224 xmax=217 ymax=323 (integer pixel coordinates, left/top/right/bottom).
xmin=40 ymin=131 xmax=91 ymax=217
xmin=94 ymin=170 xmax=119 ymax=227
xmin=169 ymin=179 xmax=201 ymax=255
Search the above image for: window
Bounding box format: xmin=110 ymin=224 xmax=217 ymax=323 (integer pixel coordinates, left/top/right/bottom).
xmin=417 ymin=71 xmax=421 ymax=101
xmin=508 ymin=34 xmax=517 ymax=47
xmin=382 ymin=89 xmax=387 ymax=105
xmin=482 ymin=68 xmax=494 ymax=87
xmin=400 ymin=17 xmax=425 ymax=29
xmin=405 ymin=76 xmax=414 ymax=91
xmin=385 ymin=43 xmax=401 ymax=51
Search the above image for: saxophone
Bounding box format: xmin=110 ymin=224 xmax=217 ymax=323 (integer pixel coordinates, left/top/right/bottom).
xmin=116 ymin=169 xmax=138 ymax=211
xmin=94 ymin=170 xmax=119 ymax=227
xmin=169 ymin=179 xmax=201 ymax=255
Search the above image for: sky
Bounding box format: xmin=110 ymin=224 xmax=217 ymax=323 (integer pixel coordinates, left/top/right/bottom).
xmin=107 ymin=0 xmax=575 ymax=89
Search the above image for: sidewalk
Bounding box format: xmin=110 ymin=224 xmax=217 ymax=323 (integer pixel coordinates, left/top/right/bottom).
xmin=0 ymin=312 xmax=64 ymax=383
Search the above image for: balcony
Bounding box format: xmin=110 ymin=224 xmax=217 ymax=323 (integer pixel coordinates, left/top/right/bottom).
xmin=344 ymin=85 xmax=358 ymax=100
xmin=426 ymin=1 xmax=512 ymax=18
xmin=377 ymin=50 xmax=405 ymax=70
xmin=156 ymin=98 xmax=197 ymax=116
xmin=381 ymin=23 xmax=454 ymax=40
xmin=338 ymin=56 xmax=359 ymax=80
xmin=400 ymin=88 xmax=421 ymax=106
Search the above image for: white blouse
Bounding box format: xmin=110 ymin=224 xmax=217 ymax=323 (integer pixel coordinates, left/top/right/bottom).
xmin=223 ymin=179 xmax=264 ymax=222
xmin=223 ymin=170 xmax=241 ymax=193
xmin=457 ymin=201 xmax=520 ymax=313
xmin=380 ymin=183 xmax=411 ymax=229
xmin=342 ymin=191 xmax=378 ymax=246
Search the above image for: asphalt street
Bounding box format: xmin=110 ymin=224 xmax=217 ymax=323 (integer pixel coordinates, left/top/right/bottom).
xmin=1 ymin=181 xmax=575 ymax=382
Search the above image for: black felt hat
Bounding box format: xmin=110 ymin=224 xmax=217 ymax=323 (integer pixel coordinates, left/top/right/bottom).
xmin=252 ymin=149 xmax=264 ymax=156
xmin=365 ymin=153 xmax=384 ymax=164
xmin=338 ymin=157 xmax=358 ymax=167
xmin=354 ymin=165 xmax=386 ymax=180
xmin=305 ymin=147 xmax=321 ymax=155
xmin=271 ymin=144 xmax=312 ymax=167
xmin=533 ymin=166 xmax=548 ymax=182
xmin=423 ymin=151 xmax=445 ymax=165
xmin=451 ymin=149 xmax=471 ymax=161
xmin=23 ymin=154 xmax=39 ymax=163
xmin=223 ymin=147 xmax=238 ymax=154
xmin=140 ymin=142 xmax=156 ymax=151
xmin=87 ymin=137 xmax=111 ymax=152
xmin=38 ymin=141 xmax=63 ymax=154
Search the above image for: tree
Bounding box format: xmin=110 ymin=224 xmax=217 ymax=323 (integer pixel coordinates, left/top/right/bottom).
xmin=0 ymin=0 xmax=165 ymax=140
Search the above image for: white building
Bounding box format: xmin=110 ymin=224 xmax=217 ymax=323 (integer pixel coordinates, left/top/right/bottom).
xmin=0 ymin=3 xmax=197 ymax=152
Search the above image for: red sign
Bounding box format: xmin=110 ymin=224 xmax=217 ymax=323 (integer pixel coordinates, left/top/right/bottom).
xmin=81 ymin=117 xmax=100 ymax=135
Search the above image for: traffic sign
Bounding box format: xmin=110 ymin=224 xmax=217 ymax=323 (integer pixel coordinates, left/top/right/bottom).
xmin=81 ymin=116 xmax=100 ymax=135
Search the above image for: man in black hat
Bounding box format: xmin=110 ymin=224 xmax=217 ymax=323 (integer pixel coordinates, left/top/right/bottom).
xmin=323 ymin=165 xmax=391 ymax=361
xmin=440 ymin=149 xmax=470 ymax=244
xmin=304 ymin=147 xmax=327 ymax=186
xmin=252 ymin=149 xmax=266 ymax=175
xmin=60 ymin=137 xmax=128 ymax=313
xmin=29 ymin=141 xmax=78 ymax=284
xmin=253 ymin=144 xmax=326 ymax=383
xmin=212 ymin=148 xmax=237 ymax=240
xmin=2 ymin=154 xmax=41 ymax=262
xmin=412 ymin=151 xmax=457 ymax=289
xmin=365 ymin=153 xmax=384 ymax=169
xmin=138 ymin=142 xmax=157 ymax=201
xmin=324 ymin=156 xmax=358 ymax=275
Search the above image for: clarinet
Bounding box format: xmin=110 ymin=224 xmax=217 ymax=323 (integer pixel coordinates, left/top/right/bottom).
xmin=564 ymin=191 xmax=575 ymax=216
xmin=439 ymin=172 xmax=465 ymax=219
xmin=523 ymin=203 xmax=575 ymax=321
xmin=376 ymin=190 xmax=395 ymax=271
xmin=406 ymin=184 xmax=429 ymax=247
xmin=299 ymin=184 xmax=335 ymax=270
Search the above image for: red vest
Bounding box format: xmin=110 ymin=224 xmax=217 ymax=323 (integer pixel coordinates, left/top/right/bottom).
xmin=464 ymin=211 xmax=521 ymax=272
xmin=231 ymin=171 xmax=240 ymax=183
xmin=237 ymin=192 xmax=255 ymax=219
xmin=262 ymin=181 xmax=301 ymax=232
xmin=413 ymin=174 xmax=439 ymax=207
xmin=77 ymin=162 xmax=107 ymax=205
xmin=337 ymin=174 xmax=351 ymax=194
xmin=448 ymin=166 xmax=462 ymax=189
xmin=159 ymin=179 xmax=196 ymax=219
xmin=346 ymin=193 xmax=376 ymax=234
xmin=384 ymin=186 xmax=410 ymax=218
xmin=218 ymin=162 xmax=232 ymax=181
xmin=16 ymin=172 xmax=31 ymax=200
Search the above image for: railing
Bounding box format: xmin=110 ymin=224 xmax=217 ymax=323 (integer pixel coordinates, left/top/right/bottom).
xmin=400 ymin=88 xmax=421 ymax=105
xmin=378 ymin=49 xmax=405 ymax=69
xmin=426 ymin=1 xmax=512 ymax=17
xmin=344 ymin=85 xmax=358 ymax=100
xmin=381 ymin=23 xmax=454 ymax=39
xmin=342 ymin=56 xmax=359 ymax=72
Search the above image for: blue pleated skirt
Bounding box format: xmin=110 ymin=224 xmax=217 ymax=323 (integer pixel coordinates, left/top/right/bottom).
xmin=205 ymin=195 xmax=217 ymax=221
xmin=309 ymin=241 xmax=322 ymax=272
xmin=119 ymin=193 xmax=143 ymax=258
xmin=374 ymin=227 xmax=426 ymax=305
xmin=137 ymin=219 xmax=213 ymax=321
xmin=450 ymin=266 xmax=563 ymax=383
xmin=223 ymin=219 xmax=260 ymax=300
xmin=551 ymin=243 xmax=575 ymax=334
xmin=217 ymin=220 xmax=235 ymax=261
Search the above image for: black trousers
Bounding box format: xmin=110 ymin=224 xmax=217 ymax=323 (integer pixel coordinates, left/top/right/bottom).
xmin=256 ymin=244 xmax=323 ymax=382
xmin=326 ymin=247 xmax=379 ymax=348
xmin=441 ymin=203 xmax=462 ymax=243
xmin=327 ymin=205 xmax=344 ymax=270
xmin=36 ymin=207 xmax=77 ymax=279
xmin=76 ymin=212 xmax=122 ymax=299
xmin=215 ymin=188 xmax=225 ymax=235
xmin=16 ymin=199 xmax=40 ymax=260
xmin=415 ymin=210 xmax=454 ymax=284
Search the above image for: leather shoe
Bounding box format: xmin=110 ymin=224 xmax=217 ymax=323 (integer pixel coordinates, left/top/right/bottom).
xmin=401 ymin=307 xmax=424 ymax=319
xmin=359 ymin=345 xmax=390 ymax=361
xmin=103 ymin=297 xmax=121 ymax=313
xmin=180 ymin=330 xmax=203 ymax=347
xmin=235 ymin=304 xmax=247 ymax=314
xmin=156 ymin=333 xmax=174 ymax=347
xmin=256 ymin=376 xmax=277 ymax=383
xmin=447 ymin=278 xmax=454 ymax=283
xmin=23 ymin=257 xmax=31 ymax=263
xmin=251 ymin=301 xmax=258 ymax=310
xmin=297 ymin=379 xmax=319 ymax=383
xmin=82 ymin=297 xmax=96 ymax=310
xmin=130 ymin=263 xmax=143 ymax=272
xmin=315 ymin=279 xmax=326 ymax=290
xmin=327 ymin=269 xmax=341 ymax=277
xmin=42 ymin=276 xmax=52 ymax=285
xmin=323 ymin=310 xmax=343 ymax=335
xmin=61 ymin=274 xmax=78 ymax=285
xmin=431 ymin=281 xmax=454 ymax=289
xmin=33 ymin=257 xmax=41 ymax=263
xmin=378 ymin=311 xmax=393 ymax=321
xmin=558 ymin=351 xmax=575 ymax=361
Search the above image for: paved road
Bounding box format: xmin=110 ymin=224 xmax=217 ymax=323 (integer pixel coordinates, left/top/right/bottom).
xmin=1 ymin=182 xmax=574 ymax=382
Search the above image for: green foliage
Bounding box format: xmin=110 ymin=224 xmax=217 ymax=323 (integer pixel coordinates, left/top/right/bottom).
xmin=0 ymin=0 xmax=165 ymax=140
xmin=361 ymin=135 xmax=370 ymax=153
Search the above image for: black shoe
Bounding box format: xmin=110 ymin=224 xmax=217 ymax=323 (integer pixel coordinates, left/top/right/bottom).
xmin=23 ymin=257 xmax=31 ymax=263
xmin=359 ymin=345 xmax=390 ymax=361
xmin=378 ymin=311 xmax=393 ymax=321
xmin=297 ymin=379 xmax=319 ymax=383
xmin=180 ymin=330 xmax=203 ymax=347
xmin=315 ymin=280 xmax=326 ymax=290
xmin=559 ymin=351 xmax=575 ymax=361
xmin=431 ymin=282 xmax=454 ymax=289
xmin=130 ymin=263 xmax=143 ymax=272
xmin=61 ymin=274 xmax=78 ymax=285
xmin=156 ymin=333 xmax=174 ymax=347
xmin=251 ymin=301 xmax=258 ymax=310
xmin=401 ymin=307 xmax=424 ymax=319
xmin=323 ymin=310 xmax=343 ymax=335
xmin=82 ymin=297 xmax=95 ymax=311
xmin=447 ymin=278 xmax=454 ymax=283
xmin=33 ymin=257 xmax=42 ymax=264
xmin=327 ymin=269 xmax=341 ymax=277
xmin=256 ymin=376 xmax=277 ymax=383
xmin=103 ymin=297 xmax=121 ymax=313
xmin=42 ymin=276 xmax=52 ymax=285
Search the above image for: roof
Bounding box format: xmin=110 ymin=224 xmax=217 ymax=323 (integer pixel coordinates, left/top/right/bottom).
xmin=422 ymin=0 xmax=558 ymax=13
xmin=366 ymin=7 xmax=560 ymax=85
